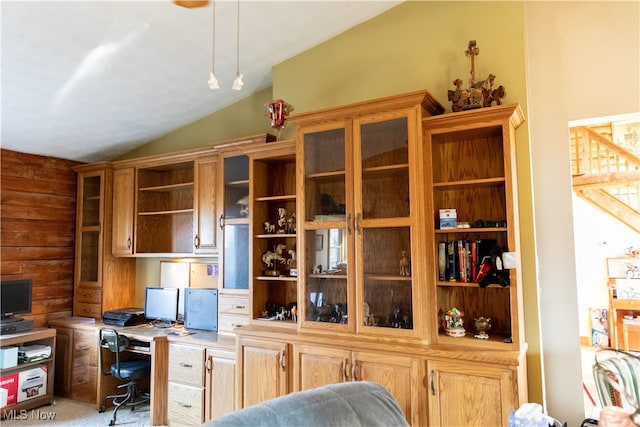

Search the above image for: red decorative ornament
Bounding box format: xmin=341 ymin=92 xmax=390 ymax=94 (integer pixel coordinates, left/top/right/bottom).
xmin=265 ymin=100 xmax=294 ymax=130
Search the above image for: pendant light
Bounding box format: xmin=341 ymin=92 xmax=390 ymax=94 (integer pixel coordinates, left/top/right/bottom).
xmin=207 ymin=0 xmax=219 ymax=89
xmin=231 ymin=0 xmax=244 ymax=90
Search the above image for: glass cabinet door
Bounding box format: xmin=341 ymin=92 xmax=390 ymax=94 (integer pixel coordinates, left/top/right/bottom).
xmin=300 ymin=124 xmax=353 ymax=329
xmin=356 ymin=115 xmax=415 ymax=331
xmin=222 ymin=155 xmax=250 ymax=290
xmin=78 ymin=174 xmax=101 ymax=283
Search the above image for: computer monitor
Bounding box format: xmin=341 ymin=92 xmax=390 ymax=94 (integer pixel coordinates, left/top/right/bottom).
xmin=144 ymin=287 xmax=179 ymax=328
xmin=1 ymin=279 xmax=32 ymax=322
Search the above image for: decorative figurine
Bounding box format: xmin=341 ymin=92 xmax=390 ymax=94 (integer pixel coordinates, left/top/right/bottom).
xmin=444 ymin=307 xmax=465 ymax=337
xmin=291 ymin=305 xmax=297 ymax=323
xmin=399 ymin=250 xmax=410 ymax=276
xmin=265 ymin=99 xmax=294 ymax=140
xmin=261 ymin=244 xmax=288 ymax=275
xmin=473 ymin=316 xmax=492 ymax=339
xmin=363 ymin=302 xmax=375 ymax=326
xmin=263 ymin=221 xmax=275 ymax=234
xmin=277 ymin=207 xmax=288 ymax=233
xmin=392 ymin=304 xmax=403 ymax=328
xmin=448 ymin=40 xmax=506 ymax=112
xmin=236 ymin=195 xmax=249 ymax=217
xmin=286 ymin=213 xmax=296 ymax=234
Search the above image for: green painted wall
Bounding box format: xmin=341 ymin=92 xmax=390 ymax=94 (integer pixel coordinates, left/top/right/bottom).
xmin=124 ymin=1 xmax=542 ymax=404
xmin=117 ymin=87 xmax=275 ymax=159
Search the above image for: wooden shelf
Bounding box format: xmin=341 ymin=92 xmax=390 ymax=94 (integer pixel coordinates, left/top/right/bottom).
xmin=139 ymin=182 xmax=193 ymax=192
xmin=255 ymin=195 xmax=296 ymax=202
xmin=433 ymin=177 xmax=505 ymax=188
xmin=256 ymin=234 xmax=296 ymax=239
xmin=435 ymin=227 xmax=508 ymax=234
xmin=436 ymin=281 xmax=508 ymax=289
xmin=138 ymin=209 xmax=194 ymax=216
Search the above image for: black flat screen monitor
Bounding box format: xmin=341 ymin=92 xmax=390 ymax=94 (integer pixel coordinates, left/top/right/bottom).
xmin=144 ymin=287 xmax=179 ymax=328
xmin=1 ymin=279 xmax=32 ymax=322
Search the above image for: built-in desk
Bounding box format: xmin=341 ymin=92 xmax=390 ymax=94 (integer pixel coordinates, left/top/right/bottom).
xmin=101 ymin=324 xmax=235 ymax=426
xmin=50 ymin=318 xmax=236 ymax=426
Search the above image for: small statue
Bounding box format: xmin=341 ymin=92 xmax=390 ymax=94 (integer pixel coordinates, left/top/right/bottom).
xmin=473 ymin=316 xmax=492 ymax=339
xmin=392 ymin=304 xmax=403 ymax=328
xmin=291 ymin=305 xmax=297 ymax=323
xmin=448 ymin=40 xmax=506 ymax=112
xmin=286 ymin=213 xmax=296 ymax=234
xmin=277 ymin=207 xmax=287 ymax=232
xmin=399 ymin=251 xmax=410 ymax=276
xmin=363 ymin=302 xmax=375 ymax=326
xmin=236 ymin=196 xmax=249 ymax=217
xmin=444 ymin=307 xmax=465 ymax=337
xmin=263 ymin=221 xmax=275 ymax=234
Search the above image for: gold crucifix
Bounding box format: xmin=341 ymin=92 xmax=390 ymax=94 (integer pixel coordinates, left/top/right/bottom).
xmin=465 ymin=40 xmax=480 ymax=87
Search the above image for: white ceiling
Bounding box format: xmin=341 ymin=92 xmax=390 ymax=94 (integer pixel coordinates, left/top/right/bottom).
xmin=1 ymin=0 xmax=402 ymax=163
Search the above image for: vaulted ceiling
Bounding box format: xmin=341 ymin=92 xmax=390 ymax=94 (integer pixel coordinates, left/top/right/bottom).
xmin=1 ymin=1 xmax=402 ymax=162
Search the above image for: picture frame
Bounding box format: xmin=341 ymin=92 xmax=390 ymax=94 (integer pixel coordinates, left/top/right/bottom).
xmin=315 ymin=235 xmax=323 ymax=251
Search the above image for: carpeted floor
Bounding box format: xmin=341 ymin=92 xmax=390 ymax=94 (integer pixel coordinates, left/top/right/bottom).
xmin=1 ymin=397 xmax=152 ymax=427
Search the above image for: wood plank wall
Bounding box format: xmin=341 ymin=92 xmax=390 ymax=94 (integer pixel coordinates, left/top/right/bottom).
xmin=1 ymin=149 xmax=81 ymax=327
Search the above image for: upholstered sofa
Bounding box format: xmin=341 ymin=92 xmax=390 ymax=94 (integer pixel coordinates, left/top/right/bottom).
xmin=207 ymin=381 xmax=409 ymax=427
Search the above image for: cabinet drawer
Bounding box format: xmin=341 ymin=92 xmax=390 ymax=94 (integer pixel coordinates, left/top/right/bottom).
xmin=74 ymin=302 xmax=101 ymax=318
xmin=169 ymin=344 xmax=205 ymax=386
xmin=168 ymin=382 xmax=204 ymax=426
xmin=73 ymin=330 xmax=97 ymax=363
xmin=75 ymin=287 xmax=102 ymax=303
xmin=218 ymin=314 xmax=249 ymax=333
xmin=218 ymin=296 xmax=249 ymax=315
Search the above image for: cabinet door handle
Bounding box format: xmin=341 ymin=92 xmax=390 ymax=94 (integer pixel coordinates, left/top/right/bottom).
xmin=346 ymin=214 xmax=352 ymax=234
xmin=206 ymin=357 xmax=212 ymax=373
xmin=355 ymin=213 xmax=361 ymax=234
xmin=352 ymin=360 xmax=358 ymax=381
xmin=342 ymin=358 xmax=349 ymax=382
xmin=232 ymin=305 xmax=246 ymax=309
xmin=219 ymin=215 xmax=225 ymax=229
xmin=194 ymin=235 xmax=199 ymax=248
xmin=126 ymin=237 xmax=132 ymax=249
xmin=279 ymin=350 xmax=286 ymax=372
xmin=178 ymin=402 xmax=192 ymax=408
xmin=430 ymin=370 xmax=436 ymax=395
xmin=179 ymin=362 xmax=193 ymax=368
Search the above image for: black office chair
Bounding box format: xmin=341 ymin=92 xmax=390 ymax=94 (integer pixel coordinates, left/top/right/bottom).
xmin=98 ymin=328 xmax=151 ymax=426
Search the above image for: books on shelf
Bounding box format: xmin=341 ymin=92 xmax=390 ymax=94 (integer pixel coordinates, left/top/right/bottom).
xmin=438 ymin=239 xmax=497 ymax=283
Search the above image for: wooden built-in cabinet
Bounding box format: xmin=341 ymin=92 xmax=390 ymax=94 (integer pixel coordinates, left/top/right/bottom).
xmin=216 ymin=151 xmax=251 ymax=334
xmin=112 ymin=167 xmax=135 ymax=256
xmin=422 ymin=104 xmax=525 ymax=351
xmin=292 ymin=343 xmax=422 ymax=426
xmin=247 ymin=140 xmax=298 ymax=328
xmin=205 ymin=347 xmax=236 ymax=420
xmin=49 ymin=319 xmax=97 ymax=404
xmin=167 ymin=343 xmax=206 ymax=425
xmin=292 ymin=91 xmax=443 ymax=339
xmin=427 ymin=356 xmax=524 ymax=426
xmin=72 ymin=163 xmax=135 ymax=317
xmin=70 ymin=93 xmax=528 ymax=426
xmin=236 ymin=337 xmax=288 ymax=409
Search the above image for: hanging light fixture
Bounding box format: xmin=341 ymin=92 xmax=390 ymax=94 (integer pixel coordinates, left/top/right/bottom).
xmin=231 ymin=0 xmax=244 ymax=90
xmin=207 ymin=1 xmax=219 ymax=89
